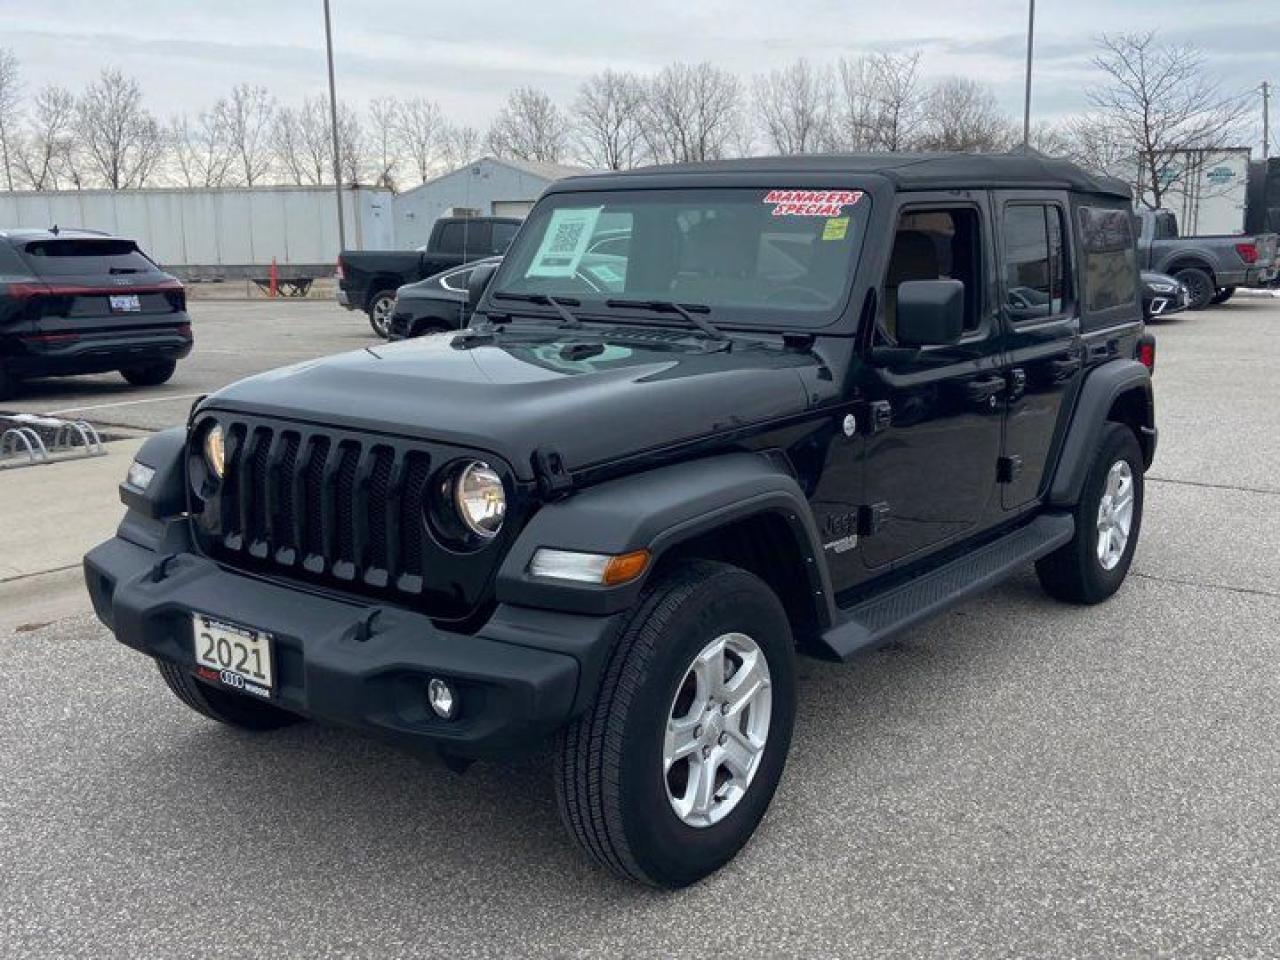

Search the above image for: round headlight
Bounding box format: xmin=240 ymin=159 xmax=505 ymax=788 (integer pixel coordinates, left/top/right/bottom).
xmin=203 ymin=424 xmax=225 ymax=479
xmin=453 ymin=461 xmax=505 ymax=538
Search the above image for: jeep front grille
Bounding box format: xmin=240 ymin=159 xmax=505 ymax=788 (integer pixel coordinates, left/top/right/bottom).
xmin=193 ymin=414 xmax=514 ymax=618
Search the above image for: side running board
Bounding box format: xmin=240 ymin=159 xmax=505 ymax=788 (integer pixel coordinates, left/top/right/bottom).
xmin=816 ymin=513 xmax=1075 ymax=662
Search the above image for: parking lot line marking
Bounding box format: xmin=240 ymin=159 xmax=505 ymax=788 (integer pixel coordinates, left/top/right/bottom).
xmin=44 ymin=393 xmax=204 ymax=417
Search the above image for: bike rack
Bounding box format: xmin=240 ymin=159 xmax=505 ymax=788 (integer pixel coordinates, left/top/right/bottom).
xmin=0 ymin=414 xmax=106 ymax=468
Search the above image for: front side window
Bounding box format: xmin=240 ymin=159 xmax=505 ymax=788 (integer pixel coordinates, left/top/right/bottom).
xmin=491 ymin=222 xmax=518 ymax=254
xmin=1002 ymin=204 xmax=1071 ymax=322
xmin=882 ymin=208 xmax=984 ymax=337
xmin=491 ymin=188 xmax=872 ymax=327
xmin=436 ymin=222 xmax=467 ymax=254
xmin=1078 ymin=206 xmax=1138 ymax=313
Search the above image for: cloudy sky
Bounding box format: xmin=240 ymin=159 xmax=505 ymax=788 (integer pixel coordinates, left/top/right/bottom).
xmin=1 ymin=0 xmax=1274 ymax=146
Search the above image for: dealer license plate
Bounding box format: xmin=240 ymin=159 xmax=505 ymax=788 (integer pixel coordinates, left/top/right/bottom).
xmin=192 ymin=614 xmax=274 ymax=696
xmin=109 ymin=294 xmax=141 ymax=313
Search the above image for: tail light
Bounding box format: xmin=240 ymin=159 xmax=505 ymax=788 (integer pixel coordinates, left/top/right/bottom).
xmin=335 ymin=258 xmax=345 ymax=281
xmin=1137 ymin=335 xmax=1156 ymax=373
xmin=1235 ymin=242 xmax=1259 ymax=264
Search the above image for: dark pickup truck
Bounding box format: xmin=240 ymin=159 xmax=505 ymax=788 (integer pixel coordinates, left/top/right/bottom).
xmin=338 ymin=216 xmax=521 ymax=337
xmin=88 ymin=153 xmax=1157 ymax=889
xmin=1136 ymin=208 xmax=1278 ymax=309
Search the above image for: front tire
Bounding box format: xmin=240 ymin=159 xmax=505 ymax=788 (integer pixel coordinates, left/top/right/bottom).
xmin=120 ymin=360 xmax=176 ymax=387
xmin=1174 ymin=267 xmax=1215 ymax=310
xmin=555 ymin=561 xmax=796 ymax=888
xmin=1036 ymin=422 xmax=1144 ymax=604
xmin=367 ymin=290 xmax=396 ymax=338
xmin=156 ymin=661 xmax=303 ymax=731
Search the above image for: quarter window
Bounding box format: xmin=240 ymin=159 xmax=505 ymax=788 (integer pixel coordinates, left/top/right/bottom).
xmin=1002 ymin=205 xmax=1070 ymax=322
xmin=1077 ymin=206 xmax=1138 ymax=313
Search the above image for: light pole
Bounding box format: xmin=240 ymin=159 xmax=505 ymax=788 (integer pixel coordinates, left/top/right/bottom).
xmin=324 ymin=0 xmax=346 ymax=251
xmin=1022 ymin=0 xmax=1036 ymax=148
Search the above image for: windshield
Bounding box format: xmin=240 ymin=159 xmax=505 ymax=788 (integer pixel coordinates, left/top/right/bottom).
xmin=490 ymin=187 xmax=870 ymax=327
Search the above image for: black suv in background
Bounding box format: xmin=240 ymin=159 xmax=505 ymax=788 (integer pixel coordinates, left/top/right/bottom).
xmin=0 ymin=229 xmax=192 ymax=401
xmin=88 ymin=154 xmax=1156 ymax=888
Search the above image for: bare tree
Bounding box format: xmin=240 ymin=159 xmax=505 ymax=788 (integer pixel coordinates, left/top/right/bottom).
xmin=220 ymin=84 xmax=275 ymax=186
xmin=641 ymin=62 xmax=743 ymax=163
xmin=487 ymin=87 xmax=567 ymax=163
xmin=0 ymin=47 xmax=21 ymax=190
xmin=337 ymin=101 xmax=364 ymax=184
xmin=916 ymin=77 xmax=1015 ymax=152
xmin=829 ymin=52 xmax=924 ymax=152
xmin=397 ymin=96 xmax=443 ymax=182
xmin=439 ymin=123 xmax=481 ymax=169
xmin=573 ymin=69 xmax=647 ymax=169
xmin=754 ymin=59 xmax=833 ymax=155
xmin=76 ymin=69 xmax=165 ymax=189
xmin=366 ymin=96 xmax=400 ymax=189
xmin=168 ymin=107 xmax=234 ymax=187
xmin=1059 ymin=113 xmax=1132 ymax=179
xmin=15 ymin=85 xmax=78 ymax=190
xmin=1087 ymin=32 xmax=1249 ymax=209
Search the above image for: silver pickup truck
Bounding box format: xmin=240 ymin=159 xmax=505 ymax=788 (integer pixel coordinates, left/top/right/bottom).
xmin=1136 ymin=208 xmax=1279 ymax=309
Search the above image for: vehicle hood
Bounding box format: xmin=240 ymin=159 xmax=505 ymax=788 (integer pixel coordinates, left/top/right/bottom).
xmin=396 ymin=280 xmax=460 ymax=302
xmin=202 ymin=329 xmax=821 ymax=481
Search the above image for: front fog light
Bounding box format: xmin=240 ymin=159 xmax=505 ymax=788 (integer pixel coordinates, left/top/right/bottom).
xmin=529 ymin=548 xmax=650 ymax=585
xmin=427 ymin=678 xmax=457 ymax=719
xmin=126 ymin=460 xmax=155 ymax=491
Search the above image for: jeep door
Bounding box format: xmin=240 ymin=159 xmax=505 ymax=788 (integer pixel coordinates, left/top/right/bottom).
xmin=857 ymin=194 xmax=1005 ymax=570
xmin=992 ymin=192 xmax=1084 ymax=510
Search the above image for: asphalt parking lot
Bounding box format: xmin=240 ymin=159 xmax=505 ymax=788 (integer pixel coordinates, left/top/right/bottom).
xmin=2 ymin=295 xmax=1279 ymax=958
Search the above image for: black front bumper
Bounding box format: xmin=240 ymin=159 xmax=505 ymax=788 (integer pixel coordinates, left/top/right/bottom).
xmin=85 ymin=530 xmax=619 ymax=758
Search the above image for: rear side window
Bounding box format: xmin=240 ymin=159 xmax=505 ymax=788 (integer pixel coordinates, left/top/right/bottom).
xmin=21 ymin=238 xmax=156 ymax=277
xmin=435 ymin=222 xmax=467 ymax=254
xmin=1001 ymin=204 xmax=1071 ymax=322
xmin=491 ymin=222 xmax=518 ymax=254
xmin=1077 ymin=207 xmax=1138 ymax=314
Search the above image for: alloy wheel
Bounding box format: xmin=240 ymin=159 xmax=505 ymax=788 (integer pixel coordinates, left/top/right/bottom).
xmin=663 ymin=632 xmax=772 ymax=828
xmin=1096 ymin=459 xmax=1135 ymax=571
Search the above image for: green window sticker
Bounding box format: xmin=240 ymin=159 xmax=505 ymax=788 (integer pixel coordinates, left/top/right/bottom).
xmin=526 ymin=207 xmax=603 ymax=278
xmin=822 ymin=217 xmax=850 ymax=241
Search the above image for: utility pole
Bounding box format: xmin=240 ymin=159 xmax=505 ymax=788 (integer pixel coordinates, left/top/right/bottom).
xmin=1022 ymin=0 xmax=1036 ymax=148
xmin=324 ymin=0 xmax=346 ymax=251
xmin=1263 ymin=81 xmax=1271 ymax=161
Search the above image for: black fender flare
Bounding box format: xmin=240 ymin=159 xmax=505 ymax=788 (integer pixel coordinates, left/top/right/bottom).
xmin=496 ymin=452 xmax=836 ymax=623
xmin=1048 ymin=359 xmax=1155 ymax=507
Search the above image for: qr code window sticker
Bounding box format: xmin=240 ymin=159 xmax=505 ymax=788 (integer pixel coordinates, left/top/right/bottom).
xmin=526 ymin=207 xmax=603 ymax=278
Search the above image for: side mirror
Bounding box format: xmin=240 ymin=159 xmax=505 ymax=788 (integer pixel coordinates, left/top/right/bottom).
xmin=467 ymin=262 xmax=498 ymax=313
xmin=895 ymin=279 xmax=965 ymax=347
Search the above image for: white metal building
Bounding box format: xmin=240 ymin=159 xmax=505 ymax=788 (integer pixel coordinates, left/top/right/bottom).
xmin=391 ymin=157 xmax=586 ymax=249
xmin=0 ymin=156 xmax=585 ymax=277
xmin=0 ymin=185 xmax=395 ymax=277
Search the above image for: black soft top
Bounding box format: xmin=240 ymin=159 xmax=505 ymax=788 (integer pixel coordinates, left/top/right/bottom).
xmin=556 ymin=152 xmax=1132 ymax=201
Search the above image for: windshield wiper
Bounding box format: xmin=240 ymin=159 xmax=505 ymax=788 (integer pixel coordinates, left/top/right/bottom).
xmin=604 ymin=298 xmax=728 ymax=342
xmin=491 ymin=290 xmax=585 ymax=328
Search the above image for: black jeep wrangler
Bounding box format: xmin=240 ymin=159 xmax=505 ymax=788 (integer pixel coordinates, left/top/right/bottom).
xmin=85 ymin=154 xmax=1156 ymax=888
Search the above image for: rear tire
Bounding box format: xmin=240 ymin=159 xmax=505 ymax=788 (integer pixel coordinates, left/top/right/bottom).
xmin=555 ymin=560 xmax=796 ymax=889
xmin=1036 ymin=422 xmax=1144 ymax=604
xmin=1174 ymin=267 xmax=1215 ymax=310
xmin=1210 ymin=286 xmax=1236 ymax=305
xmin=367 ymin=290 xmax=396 ymax=338
xmin=156 ymin=661 xmax=302 ymax=731
xmin=120 ymin=360 xmax=177 ymax=387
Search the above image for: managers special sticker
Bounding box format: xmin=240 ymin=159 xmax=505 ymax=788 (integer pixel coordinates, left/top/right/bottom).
xmin=763 ymin=190 xmax=864 ymax=217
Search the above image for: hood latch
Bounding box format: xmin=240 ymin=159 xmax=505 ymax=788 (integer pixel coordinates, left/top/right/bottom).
xmin=533 ymin=446 xmax=574 ymax=499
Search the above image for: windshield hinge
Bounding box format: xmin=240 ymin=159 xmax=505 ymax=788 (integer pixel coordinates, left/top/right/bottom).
xmin=533 ymin=446 xmax=574 ymax=499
